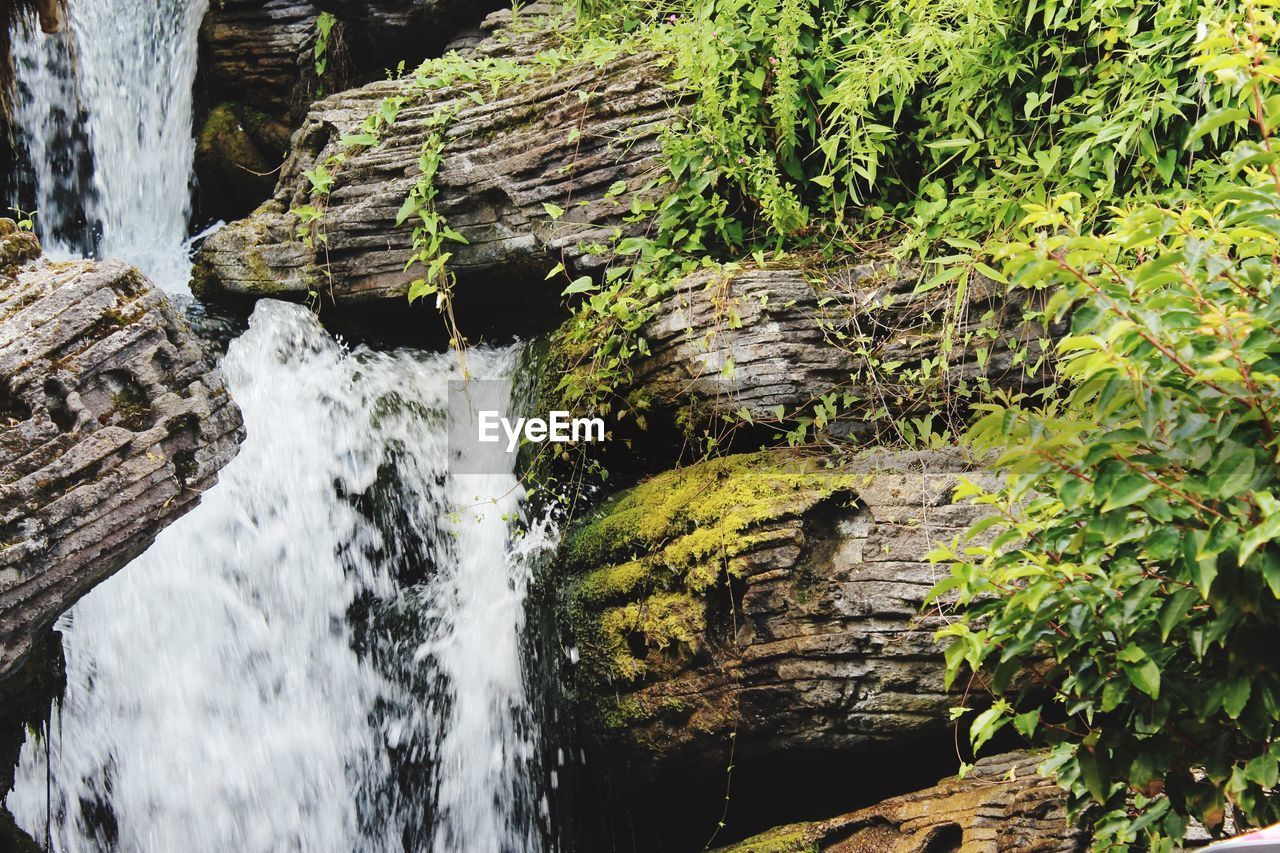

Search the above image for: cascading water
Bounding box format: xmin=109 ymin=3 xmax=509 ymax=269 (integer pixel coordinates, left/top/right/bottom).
xmin=7 ymin=305 xmax=553 ymax=851
xmin=4 ymin=0 xmax=556 ymax=849
xmin=8 ymin=0 xmax=208 ymax=290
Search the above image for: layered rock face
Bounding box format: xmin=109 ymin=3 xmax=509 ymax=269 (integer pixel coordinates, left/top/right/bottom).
xmin=193 ymin=5 xmax=679 ymax=314
xmin=196 ymin=0 xmax=323 ymax=221
xmin=199 ymin=0 xmax=321 ymax=121
xmin=719 ymin=752 xmax=1085 ymax=853
xmin=0 ymin=223 xmax=243 ymax=678
xmin=632 ymin=261 xmax=1056 ymax=433
xmin=562 ymin=449 xmax=995 ymax=780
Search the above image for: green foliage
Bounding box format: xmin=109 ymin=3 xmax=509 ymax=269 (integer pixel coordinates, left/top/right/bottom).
xmin=928 ymin=10 xmax=1280 ymax=848
xmin=313 ymin=12 xmax=337 ymax=78
xmin=397 ymin=108 xmax=468 ymax=350
xmin=7 ymin=207 xmax=35 ymax=232
xmin=543 ymin=0 xmax=1251 ymax=448
xmin=583 ymin=0 xmax=1240 ymax=257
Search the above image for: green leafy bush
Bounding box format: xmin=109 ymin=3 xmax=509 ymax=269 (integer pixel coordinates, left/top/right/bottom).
xmin=544 ymin=0 xmax=1252 ymax=439
xmin=583 ymin=0 xmax=1243 ymax=256
xmin=928 ymin=9 xmax=1280 ymax=849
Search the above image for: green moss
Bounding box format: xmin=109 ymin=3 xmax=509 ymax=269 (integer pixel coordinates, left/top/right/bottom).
xmin=0 ymin=228 xmax=41 ymax=275
xmin=195 ymin=103 xmax=279 ymax=216
xmin=713 ymin=824 xmax=822 ymax=853
xmin=567 ymin=451 xmax=860 ymax=581
xmin=197 ymin=103 xmax=279 ymax=170
xmin=565 ymin=451 xmax=862 ymax=687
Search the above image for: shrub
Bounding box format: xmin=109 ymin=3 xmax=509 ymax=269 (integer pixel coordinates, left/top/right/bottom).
xmin=929 ymin=8 xmax=1280 ymax=849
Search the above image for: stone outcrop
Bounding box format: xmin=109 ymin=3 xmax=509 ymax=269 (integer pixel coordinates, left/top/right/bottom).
xmin=630 ymin=261 xmax=1057 ymax=436
xmin=717 ymin=752 xmax=1085 ymax=853
xmin=312 ymin=0 xmax=506 ymax=69
xmin=561 ymin=448 xmax=996 ymax=781
xmin=0 ymin=222 xmax=244 ymax=679
xmin=193 ymin=5 xmax=680 ymax=315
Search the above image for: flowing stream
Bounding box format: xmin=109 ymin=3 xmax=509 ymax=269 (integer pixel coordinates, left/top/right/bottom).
xmin=5 ymin=2 xmax=553 ymax=850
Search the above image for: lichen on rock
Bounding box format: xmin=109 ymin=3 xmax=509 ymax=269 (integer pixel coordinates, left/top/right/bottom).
xmin=560 ymin=447 xmax=997 ymax=780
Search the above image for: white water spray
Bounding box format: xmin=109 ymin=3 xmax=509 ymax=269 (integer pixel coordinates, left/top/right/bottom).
xmin=9 ymin=0 xmax=208 ymax=290
xmin=7 ymin=302 xmax=552 ymax=852
xmin=5 ymin=0 xmax=554 ymax=845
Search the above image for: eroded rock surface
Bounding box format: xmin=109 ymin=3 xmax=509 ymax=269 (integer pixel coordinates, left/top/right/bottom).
xmin=561 ymin=449 xmax=996 ymax=780
xmin=632 ymin=261 xmax=1056 ymax=433
xmin=193 ymin=5 xmax=680 ymax=314
xmin=199 ymin=0 xmax=321 ymax=121
xmin=718 ymin=751 xmax=1085 ymax=853
xmin=0 ymin=223 xmax=243 ymax=678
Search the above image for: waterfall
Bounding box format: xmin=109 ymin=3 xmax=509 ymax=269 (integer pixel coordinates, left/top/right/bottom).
xmin=6 ymin=303 xmax=553 ymax=852
xmin=4 ymin=0 xmax=555 ymax=848
xmin=8 ymin=0 xmax=208 ymax=290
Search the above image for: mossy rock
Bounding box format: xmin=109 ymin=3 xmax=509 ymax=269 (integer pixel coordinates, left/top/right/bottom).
xmin=563 ymin=451 xmax=863 ymax=689
xmin=0 ymin=220 xmax=41 ymax=276
xmin=195 ymin=103 xmax=285 ymax=221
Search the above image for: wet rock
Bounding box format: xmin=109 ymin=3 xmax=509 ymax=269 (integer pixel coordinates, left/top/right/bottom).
xmin=35 ymin=0 xmax=61 ymax=33
xmin=717 ymin=751 xmax=1085 ymax=853
xmin=0 ymin=223 xmax=244 ymax=679
xmin=630 ymin=260 xmax=1057 ymax=437
xmin=193 ymin=5 xmax=680 ymax=316
xmin=561 ymin=448 xmax=996 ymax=781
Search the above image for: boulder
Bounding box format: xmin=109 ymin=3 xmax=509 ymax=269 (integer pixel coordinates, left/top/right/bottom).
xmin=192 ymin=5 xmax=680 ymax=317
xmin=717 ymin=751 xmax=1085 ymax=853
xmin=560 ymin=448 xmax=996 ymax=781
xmin=630 ymin=260 xmax=1057 ymax=437
xmin=0 ymin=222 xmax=244 ymax=679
